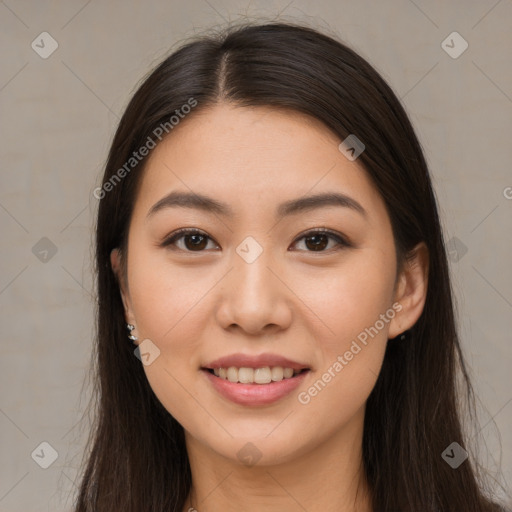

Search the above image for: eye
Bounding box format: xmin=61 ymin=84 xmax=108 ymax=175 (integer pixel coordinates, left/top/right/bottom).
xmin=161 ymin=228 xmax=219 ymax=252
xmin=161 ymin=228 xmax=350 ymax=253
xmin=290 ymin=229 xmax=350 ymax=252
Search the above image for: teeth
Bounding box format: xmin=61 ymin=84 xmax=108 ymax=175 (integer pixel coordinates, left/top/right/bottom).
xmin=271 ymin=366 xmax=283 ymax=381
xmin=211 ymin=366 xmax=303 ymax=384
xmin=227 ymin=367 xmax=238 ymax=383
xmin=238 ymin=367 xmax=254 ymax=384
xmin=283 ymin=367 xmax=294 ymax=379
xmin=255 ymin=367 xmax=272 ymax=384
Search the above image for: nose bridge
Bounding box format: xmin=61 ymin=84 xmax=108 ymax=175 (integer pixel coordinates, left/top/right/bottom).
xmin=218 ymin=235 xmax=290 ymax=333
xmin=236 ymin=245 xmax=273 ymax=295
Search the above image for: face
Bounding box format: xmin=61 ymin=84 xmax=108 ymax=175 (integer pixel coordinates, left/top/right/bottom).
xmin=112 ymin=103 xmax=424 ymax=466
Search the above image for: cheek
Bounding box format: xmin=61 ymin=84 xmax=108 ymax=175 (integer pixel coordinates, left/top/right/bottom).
xmin=127 ymin=245 xmax=214 ymax=342
xmin=292 ymin=249 xmax=396 ymax=406
xmin=126 ymin=249 xmax=210 ymax=426
xmin=294 ymin=249 xmax=397 ymax=347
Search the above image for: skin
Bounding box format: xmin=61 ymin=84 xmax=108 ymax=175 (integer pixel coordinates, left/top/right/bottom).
xmin=111 ymin=103 xmax=429 ymax=512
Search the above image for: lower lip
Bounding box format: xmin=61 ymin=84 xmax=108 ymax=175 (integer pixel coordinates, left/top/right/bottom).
xmin=201 ymin=369 xmax=310 ymax=406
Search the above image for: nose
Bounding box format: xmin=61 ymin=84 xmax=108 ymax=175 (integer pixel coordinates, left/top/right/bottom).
xmin=215 ymin=246 xmax=293 ymax=337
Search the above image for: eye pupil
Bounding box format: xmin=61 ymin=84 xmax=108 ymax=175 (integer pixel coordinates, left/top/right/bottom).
xmin=185 ymin=234 xmax=208 ymax=250
xmin=305 ymin=234 xmax=328 ymax=251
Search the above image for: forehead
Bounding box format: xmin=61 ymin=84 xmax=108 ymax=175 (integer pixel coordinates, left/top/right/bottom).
xmin=133 ymin=103 xmax=386 ymax=223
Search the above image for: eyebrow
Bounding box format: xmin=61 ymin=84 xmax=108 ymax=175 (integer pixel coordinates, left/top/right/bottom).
xmin=146 ymin=190 xmax=367 ymax=220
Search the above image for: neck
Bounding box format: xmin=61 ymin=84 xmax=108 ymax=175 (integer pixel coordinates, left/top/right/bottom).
xmin=183 ymin=407 xmax=372 ymax=512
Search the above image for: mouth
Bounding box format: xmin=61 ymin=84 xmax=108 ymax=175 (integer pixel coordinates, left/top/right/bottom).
xmin=201 ymin=366 xmax=310 ymax=385
xmin=200 ymin=366 xmax=311 ymax=406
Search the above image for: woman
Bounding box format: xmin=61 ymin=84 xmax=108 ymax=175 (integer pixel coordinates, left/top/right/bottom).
xmin=76 ymin=21 xmax=508 ymax=511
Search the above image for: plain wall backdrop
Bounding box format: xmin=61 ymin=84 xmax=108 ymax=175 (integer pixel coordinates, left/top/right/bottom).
xmin=0 ymin=1 xmax=511 ymax=510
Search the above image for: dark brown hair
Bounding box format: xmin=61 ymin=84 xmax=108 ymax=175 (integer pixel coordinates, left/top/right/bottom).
xmin=75 ymin=21 xmax=507 ymax=511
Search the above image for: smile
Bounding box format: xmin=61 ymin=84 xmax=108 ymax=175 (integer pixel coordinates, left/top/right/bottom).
xmin=206 ymin=366 xmax=307 ymax=384
xmin=201 ymin=367 xmax=310 ymax=406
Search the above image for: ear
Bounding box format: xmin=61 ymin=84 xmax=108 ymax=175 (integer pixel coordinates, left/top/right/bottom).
xmin=388 ymin=242 xmax=429 ymax=339
xmin=110 ymin=248 xmax=137 ymax=327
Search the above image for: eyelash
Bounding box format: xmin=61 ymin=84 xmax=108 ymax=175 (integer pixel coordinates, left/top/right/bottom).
xmin=160 ymin=227 xmax=351 ymax=253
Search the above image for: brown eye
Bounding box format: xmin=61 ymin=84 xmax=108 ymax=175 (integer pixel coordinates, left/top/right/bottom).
xmin=161 ymin=229 xmax=218 ymax=252
xmin=304 ymin=233 xmax=329 ymax=251
xmin=183 ymin=233 xmax=208 ymax=250
xmin=291 ymin=229 xmax=350 ymax=252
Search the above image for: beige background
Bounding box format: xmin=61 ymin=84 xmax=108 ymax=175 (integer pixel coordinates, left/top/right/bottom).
xmin=1 ymin=1 xmax=511 ymax=510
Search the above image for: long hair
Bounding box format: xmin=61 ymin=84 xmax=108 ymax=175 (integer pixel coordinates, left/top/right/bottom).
xmin=75 ymin=21 xmax=505 ymax=511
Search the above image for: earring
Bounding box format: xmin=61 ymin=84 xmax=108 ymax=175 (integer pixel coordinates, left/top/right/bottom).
xmin=126 ymin=323 xmax=138 ymax=342
xmin=398 ymin=330 xmax=409 ymax=341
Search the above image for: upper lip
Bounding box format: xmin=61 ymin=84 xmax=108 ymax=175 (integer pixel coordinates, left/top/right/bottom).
xmin=202 ymin=353 xmax=311 ymax=371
